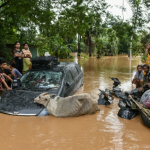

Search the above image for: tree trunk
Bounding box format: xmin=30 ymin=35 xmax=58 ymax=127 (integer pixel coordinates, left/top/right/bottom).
xmin=89 ymin=44 xmax=92 ymax=57
xmin=97 ymin=50 xmax=100 ymax=58
xmin=86 ymin=31 xmax=92 ymax=57
xmin=68 ymin=37 xmax=70 ymax=56
xmin=78 ymin=34 xmax=81 ymax=56
xmin=0 ymin=2 xmax=9 ymax=9
xmin=89 ymin=36 xmax=92 ymax=57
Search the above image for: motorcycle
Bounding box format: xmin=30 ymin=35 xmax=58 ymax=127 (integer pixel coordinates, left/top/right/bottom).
xmin=98 ymin=89 xmax=114 ymax=106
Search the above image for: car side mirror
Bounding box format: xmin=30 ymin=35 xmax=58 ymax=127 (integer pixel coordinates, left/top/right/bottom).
xmin=66 ymin=82 xmax=70 ymax=88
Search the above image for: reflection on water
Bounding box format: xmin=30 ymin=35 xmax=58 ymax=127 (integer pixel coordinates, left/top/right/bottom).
xmin=0 ymin=54 xmax=149 ymax=150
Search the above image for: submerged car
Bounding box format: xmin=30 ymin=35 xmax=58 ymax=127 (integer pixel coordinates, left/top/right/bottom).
xmin=0 ymin=59 xmax=84 ymax=116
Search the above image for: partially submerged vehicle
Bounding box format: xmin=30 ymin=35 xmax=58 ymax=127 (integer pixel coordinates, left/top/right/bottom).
xmin=109 ymin=77 xmax=140 ymax=120
xmin=98 ymin=89 xmax=114 ymax=106
xmin=118 ymin=93 xmax=140 ymax=120
xmin=0 ymin=56 xmax=84 ymax=116
xmin=109 ymin=77 xmax=122 ymax=98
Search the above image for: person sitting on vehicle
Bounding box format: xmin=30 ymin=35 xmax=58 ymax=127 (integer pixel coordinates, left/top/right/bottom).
xmin=9 ymin=61 xmax=22 ymax=80
xmin=8 ymin=61 xmax=22 ymax=89
xmin=132 ymin=65 xmax=144 ymax=88
xmin=0 ymin=60 xmax=13 ymax=87
xmin=0 ymin=71 xmax=12 ymax=92
xmin=0 ymin=60 xmax=14 ymax=78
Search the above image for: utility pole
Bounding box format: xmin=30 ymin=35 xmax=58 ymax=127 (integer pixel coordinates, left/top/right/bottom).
xmin=129 ymin=35 xmax=133 ymax=60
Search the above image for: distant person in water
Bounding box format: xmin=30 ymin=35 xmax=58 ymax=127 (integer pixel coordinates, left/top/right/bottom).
xmin=22 ymin=43 xmax=32 ymax=74
xmin=132 ymin=65 xmax=144 ymax=88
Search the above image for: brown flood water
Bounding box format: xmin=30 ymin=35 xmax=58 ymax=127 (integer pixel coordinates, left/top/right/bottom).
xmin=0 ymin=54 xmax=150 ymax=150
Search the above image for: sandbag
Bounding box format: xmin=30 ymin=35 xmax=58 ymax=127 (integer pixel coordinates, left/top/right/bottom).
xmin=140 ymin=90 xmax=150 ymax=108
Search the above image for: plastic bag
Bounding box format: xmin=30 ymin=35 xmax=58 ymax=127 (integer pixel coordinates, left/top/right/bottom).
xmin=140 ymin=89 xmax=150 ymax=108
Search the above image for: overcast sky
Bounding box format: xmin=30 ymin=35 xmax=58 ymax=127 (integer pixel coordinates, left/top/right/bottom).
xmin=106 ymin=0 xmax=133 ymax=20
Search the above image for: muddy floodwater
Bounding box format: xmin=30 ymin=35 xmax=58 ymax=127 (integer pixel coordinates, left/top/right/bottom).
xmin=0 ymin=54 xmax=150 ymax=150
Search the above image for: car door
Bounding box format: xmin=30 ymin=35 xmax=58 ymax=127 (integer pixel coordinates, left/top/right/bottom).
xmin=63 ymin=70 xmax=75 ymax=97
xmin=69 ymin=65 xmax=81 ymax=92
xmin=75 ymin=64 xmax=84 ymax=86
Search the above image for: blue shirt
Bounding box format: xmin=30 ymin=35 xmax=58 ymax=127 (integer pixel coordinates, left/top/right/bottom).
xmin=14 ymin=68 xmax=22 ymax=79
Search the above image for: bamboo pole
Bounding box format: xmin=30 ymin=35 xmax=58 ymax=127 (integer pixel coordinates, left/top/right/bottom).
xmin=129 ymin=95 xmax=150 ymax=118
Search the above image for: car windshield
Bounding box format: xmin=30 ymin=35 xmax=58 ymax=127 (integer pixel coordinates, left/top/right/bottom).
xmin=20 ymin=71 xmax=62 ymax=89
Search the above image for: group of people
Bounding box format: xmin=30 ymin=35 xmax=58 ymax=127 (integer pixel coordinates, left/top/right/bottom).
xmin=132 ymin=48 xmax=150 ymax=92
xmin=0 ymin=42 xmax=32 ymax=93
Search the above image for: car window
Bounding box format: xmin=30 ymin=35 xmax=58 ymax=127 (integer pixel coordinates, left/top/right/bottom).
xmin=70 ymin=65 xmax=78 ymax=79
xmin=66 ymin=71 xmax=74 ymax=84
xmin=20 ymin=71 xmax=62 ymax=89
xmin=75 ymin=66 xmax=80 ymax=74
xmin=76 ymin=65 xmax=81 ymax=73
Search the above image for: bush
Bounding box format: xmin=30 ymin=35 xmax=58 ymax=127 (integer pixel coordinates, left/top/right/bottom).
xmin=36 ymin=35 xmax=73 ymax=59
xmin=141 ymin=54 xmax=147 ymax=63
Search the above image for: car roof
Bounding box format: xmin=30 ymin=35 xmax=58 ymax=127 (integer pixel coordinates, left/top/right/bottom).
xmin=30 ymin=62 xmax=77 ymax=72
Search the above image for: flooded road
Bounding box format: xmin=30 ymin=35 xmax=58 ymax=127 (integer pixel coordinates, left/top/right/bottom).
xmin=0 ymin=54 xmax=150 ymax=150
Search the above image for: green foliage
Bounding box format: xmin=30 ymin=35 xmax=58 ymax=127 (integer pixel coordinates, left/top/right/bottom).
xmin=36 ymin=35 xmax=72 ymax=59
xmin=80 ymin=42 xmax=87 ymax=53
xmin=80 ymin=54 xmax=88 ymax=59
xmin=0 ymin=0 xmax=150 ymax=60
xmin=141 ymin=54 xmax=147 ymax=63
xmin=0 ymin=43 xmax=13 ymax=61
xmin=112 ymin=21 xmax=133 ymax=54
